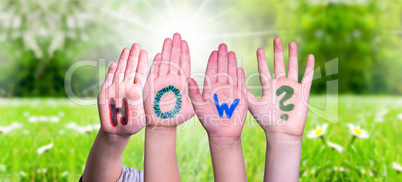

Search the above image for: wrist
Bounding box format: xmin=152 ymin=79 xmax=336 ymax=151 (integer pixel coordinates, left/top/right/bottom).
xmin=98 ymin=129 xmax=131 ymax=147
xmin=144 ymin=125 xmax=177 ymax=154
xmin=145 ymin=125 xmax=177 ymax=142
xmin=265 ymin=133 xmax=302 ymax=153
xmin=146 ymin=125 xmax=177 ymax=133
xmin=208 ymin=134 xmax=242 ymax=149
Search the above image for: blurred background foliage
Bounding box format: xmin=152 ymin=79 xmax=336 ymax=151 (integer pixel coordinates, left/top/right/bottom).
xmin=0 ymin=0 xmax=401 ymax=97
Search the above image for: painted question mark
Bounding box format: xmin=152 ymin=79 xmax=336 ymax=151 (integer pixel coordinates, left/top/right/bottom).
xmin=276 ymin=86 xmax=295 ymax=120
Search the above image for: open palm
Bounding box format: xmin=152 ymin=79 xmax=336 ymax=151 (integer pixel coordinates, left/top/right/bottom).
xmin=143 ymin=33 xmax=195 ymax=127
xmin=247 ymin=38 xmax=315 ymax=138
xmin=189 ymin=44 xmax=248 ymax=139
xmin=98 ymin=43 xmax=148 ymax=138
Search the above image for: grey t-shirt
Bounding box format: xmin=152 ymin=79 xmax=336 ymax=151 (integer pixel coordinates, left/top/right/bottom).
xmin=80 ymin=165 xmax=143 ymax=182
xmin=117 ymin=165 xmax=144 ymax=182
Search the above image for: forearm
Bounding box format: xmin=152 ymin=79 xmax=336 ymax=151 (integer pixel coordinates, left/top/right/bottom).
xmin=144 ymin=126 xmax=180 ymax=182
xmin=82 ymin=129 xmax=130 ymax=182
xmin=264 ymin=133 xmax=302 ymax=182
xmin=208 ymin=136 xmax=247 ymax=182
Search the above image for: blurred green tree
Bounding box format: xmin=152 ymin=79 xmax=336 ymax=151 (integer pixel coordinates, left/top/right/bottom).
xmin=296 ymin=1 xmax=402 ymax=94
xmin=1 ymin=0 xmax=402 ymax=96
xmin=0 ymin=0 xmax=107 ymax=97
xmin=227 ymin=0 xmax=402 ymax=94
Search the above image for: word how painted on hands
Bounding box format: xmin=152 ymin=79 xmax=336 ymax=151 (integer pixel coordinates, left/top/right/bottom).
xmin=109 ymin=97 xmax=129 ymax=127
xmin=213 ymin=93 xmax=240 ymax=119
xmin=153 ymin=85 xmax=182 ymax=119
xmin=276 ymin=86 xmax=295 ymax=120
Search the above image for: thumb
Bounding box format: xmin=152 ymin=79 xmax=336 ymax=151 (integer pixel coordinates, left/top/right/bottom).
xmin=187 ymin=77 xmax=204 ymax=110
xmin=246 ymin=88 xmax=259 ymax=113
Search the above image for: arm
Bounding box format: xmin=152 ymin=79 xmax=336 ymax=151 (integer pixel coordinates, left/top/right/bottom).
xmin=143 ymin=33 xmax=195 ymax=182
xmin=247 ymin=37 xmax=315 ymax=181
xmin=265 ymin=134 xmax=303 ymax=181
xmin=82 ymin=130 xmax=130 ymax=182
xmin=188 ymin=44 xmax=248 ymax=182
xmin=144 ymin=127 xmax=179 ymax=181
xmin=208 ymin=137 xmax=247 ymax=182
xmin=82 ymin=44 xmax=148 ymax=182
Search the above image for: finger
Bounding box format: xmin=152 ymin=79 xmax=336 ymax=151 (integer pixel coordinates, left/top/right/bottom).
xmin=217 ymin=44 xmax=228 ymax=83
xmin=288 ymin=41 xmax=298 ymax=81
xmin=228 ymin=51 xmax=237 ymax=86
xmin=134 ymin=50 xmax=148 ymax=86
xmin=237 ymin=67 xmax=247 ymax=95
xmin=113 ymin=48 xmax=130 ymax=83
xmin=203 ymin=51 xmax=218 ymax=100
xmin=124 ymin=43 xmax=141 ymax=82
xmin=188 ymin=77 xmax=204 ymax=111
xmin=246 ymin=89 xmax=258 ymax=111
xmin=170 ymin=33 xmax=181 ymax=75
xmin=180 ymin=40 xmax=191 ymax=78
xmin=159 ymin=38 xmax=172 ymax=76
xmin=256 ymin=48 xmax=271 ymax=87
xmin=301 ymin=54 xmax=315 ymax=100
xmin=101 ymin=62 xmax=117 ymax=90
xmin=147 ymin=53 xmax=162 ymax=81
xmin=273 ymin=37 xmax=286 ymax=79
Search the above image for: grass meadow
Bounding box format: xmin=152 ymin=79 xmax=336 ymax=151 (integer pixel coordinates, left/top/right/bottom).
xmin=0 ymin=96 xmax=401 ymax=181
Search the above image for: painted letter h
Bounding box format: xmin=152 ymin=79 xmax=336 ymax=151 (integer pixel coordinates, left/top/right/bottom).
xmin=109 ymin=97 xmax=129 ymax=127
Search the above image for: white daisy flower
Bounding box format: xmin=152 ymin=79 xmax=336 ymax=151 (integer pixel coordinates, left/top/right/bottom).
xmin=61 ymin=171 xmax=68 ymax=177
xmin=37 ymin=143 xmax=53 ymax=155
xmin=66 ymin=122 xmax=78 ymax=128
xmin=392 ymin=162 xmax=402 ymax=172
xmin=397 ymin=113 xmax=402 ymax=120
xmin=360 ymin=168 xmax=374 ymax=176
xmin=81 ymin=124 xmax=99 ymax=133
xmin=307 ymin=124 xmax=328 ymax=138
xmin=347 ymin=124 xmax=369 ymax=138
xmin=23 ymin=130 xmax=29 ymax=135
xmin=374 ymin=116 xmax=384 ymax=123
xmin=0 ymin=164 xmax=5 ymax=171
xmin=49 ymin=116 xmax=60 ymax=123
xmin=29 ymin=115 xmax=59 ymax=123
xmin=58 ymin=111 xmax=65 ymax=117
xmin=0 ymin=122 xmax=22 ymax=134
xmin=36 ymin=168 xmax=47 ymax=174
xmin=374 ymin=109 xmax=388 ymax=122
xmin=333 ymin=166 xmax=346 ymax=172
xmin=28 ymin=116 xmax=38 ymax=123
xmin=327 ymin=141 xmax=343 ymax=153
xmin=91 ymin=124 xmax=100 ymax=130
xmin=310 ymin=168 xmax=316 ymax=174
xmin=66 ymin=122 xmax=99 ymax=134
xmin=38 ymin=116 xmax=48 ymax=122
xmin=377 ymin=109 xmax=389 ymax=116
xmin=23 ymin=111 xmax=30 ymax=117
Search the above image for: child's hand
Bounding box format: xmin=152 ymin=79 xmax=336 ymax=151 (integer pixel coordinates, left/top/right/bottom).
xmin=188 ymin=44 xmax=248 ymax=141
xmin=247 ymin=37 xmax=315 ymax=142
xmin=247 ymin=37 xmax=314 ymax=182
xmin=143 ymin=33 xmax=194 ymax=127
xmin=143 ymin=33 xmax=194 ymax=182
xmin=83 ymin=44 xmax=148 ymax=182
xmin=188 ymin=44 xmax=248 ymax=182
xmin=97 ymin=43 xmax=148 ymax=139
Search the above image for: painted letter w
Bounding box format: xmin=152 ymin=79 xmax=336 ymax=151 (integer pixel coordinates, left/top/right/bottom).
xmin=213 ymin=93 xmax=240 ymax=119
